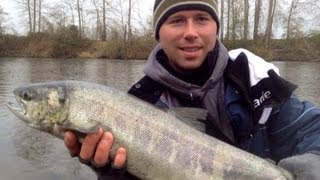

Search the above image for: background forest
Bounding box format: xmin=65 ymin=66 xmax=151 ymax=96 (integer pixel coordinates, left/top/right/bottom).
xmin=0 ymin=0 xmax=319 ymax=61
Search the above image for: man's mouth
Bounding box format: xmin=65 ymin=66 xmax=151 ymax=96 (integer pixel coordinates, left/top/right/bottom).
xmin=178 ymin=46 xmax=202 ymax=58
xmin=180 ymin=47 xmax=200 ymax=52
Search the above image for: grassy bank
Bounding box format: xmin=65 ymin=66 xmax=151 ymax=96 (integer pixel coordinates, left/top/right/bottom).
xmin=1 ymin=32 xmax=319 ymax=61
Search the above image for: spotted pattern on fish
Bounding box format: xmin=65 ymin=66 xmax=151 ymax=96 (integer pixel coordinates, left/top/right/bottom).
xmin=133 ymin=118 xmax=153 ymax=146
xmin=199 ymin=146 xmax=215 ymax=175
xmin=7 ymin=81 xmax=294 ymax=180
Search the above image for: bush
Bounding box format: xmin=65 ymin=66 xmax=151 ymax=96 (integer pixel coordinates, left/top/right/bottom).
xmin=23 ymin=32 xmax=53 ymax=57
xmin=50 ymin=25 xmax=85 ymax=58
xmin=1 ymin=30 xmax=319 ymax=61
xmin=126 ymin=34 xmax=156 ymax=59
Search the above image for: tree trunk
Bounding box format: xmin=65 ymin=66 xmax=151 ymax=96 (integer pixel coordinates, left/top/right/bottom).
xmin=0 ymin=6 xmax=5 ymax=34
xmin=226 ymin=0 xmax=231 ymax=40
xmin=253 ymin=0 xmax=261 ymax=40
xmin=287 ymin=0 xmax=296 ymax=39
xmin=38 ymin=0 xmax=41 ymax=32
xmin=220 ymin=0 xmax=224 ymax=41
xmin=33 ymin=0 xmax=36 ymax=32
xmin=232 ymin=0 xmax=236 ymax=40
xmin=77 ymin=0 xmax=82 ymax=37
xmin=27 ymin=0 xmax=32 ymax=33
xmin=264 ymin=0 xmax=276 ymax=48
xmin=127 ymin=0 xmax=132 ymax=45
xmin=243 ymin=0 xmax=249 ymax=40
xmin=91 ymin=0 xmax=100 ymax=40
xmin=101 ymin=0 xmax=106 ymax=41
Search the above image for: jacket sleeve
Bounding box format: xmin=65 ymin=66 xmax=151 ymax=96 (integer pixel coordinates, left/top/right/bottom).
xmin=278 ymin=152 xmax=320 ymax=179
xmin=268 ymin=93 xmax=320 ymax=162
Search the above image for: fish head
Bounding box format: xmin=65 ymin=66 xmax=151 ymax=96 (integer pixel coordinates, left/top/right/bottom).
xmin=7 ymin=82 xmax=69 ymax=138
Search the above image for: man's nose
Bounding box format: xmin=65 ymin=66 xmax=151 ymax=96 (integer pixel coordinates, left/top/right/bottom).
xmin=183 ymin=21 xmax=198 ymax=40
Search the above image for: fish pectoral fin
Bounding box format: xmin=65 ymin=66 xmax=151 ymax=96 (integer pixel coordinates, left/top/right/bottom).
xmin=58 ymin=119 xmax=101 ymax=134
xmin=170 ymin=107 xmax=208 ymax=133
xmin=77 ymin=119 xmax=102 ymax=133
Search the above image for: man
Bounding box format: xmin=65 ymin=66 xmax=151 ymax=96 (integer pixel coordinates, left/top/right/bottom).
xmin=64 ymin=0 xmax=320 ymax=179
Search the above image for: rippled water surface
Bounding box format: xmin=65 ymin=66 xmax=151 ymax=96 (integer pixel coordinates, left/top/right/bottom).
xmin=0 ymin=58 xmax=145 ymax=180
xmin=0 ymin=58 xmax=319 ymax=179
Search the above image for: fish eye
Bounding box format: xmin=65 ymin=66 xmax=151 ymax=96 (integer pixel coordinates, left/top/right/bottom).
xmin=22 ymin=91 xmax=33 ymax=101
xmin=59 ymin=98 xmax=65 ymax=104
xmin=57 ymin=88 xmax=66 ymax=104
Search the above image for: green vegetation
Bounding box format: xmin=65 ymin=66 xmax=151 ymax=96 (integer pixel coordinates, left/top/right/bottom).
xmin=224 ymin=34 xmax=320 ymax=61
xmin=0 ymin=0 xmax=319 ymax=61
xmin=0 ymin=29 xmax=319 ymax=61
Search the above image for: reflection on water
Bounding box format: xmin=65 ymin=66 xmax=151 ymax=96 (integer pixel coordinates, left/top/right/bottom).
xmin=0 ymin=58 xmax=319 ymax=179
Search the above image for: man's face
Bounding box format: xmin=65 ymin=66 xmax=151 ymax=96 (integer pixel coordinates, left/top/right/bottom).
xmin=159 ymin=10 xmax=217 ymax=72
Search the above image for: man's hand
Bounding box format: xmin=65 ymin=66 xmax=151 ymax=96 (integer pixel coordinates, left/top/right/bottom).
xmin=64 ymin=128 xmax=127 ymax=173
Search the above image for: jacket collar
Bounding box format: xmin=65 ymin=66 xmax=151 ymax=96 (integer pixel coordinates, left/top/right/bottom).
xmin=226 ymin=49 xmax=298 ymax=125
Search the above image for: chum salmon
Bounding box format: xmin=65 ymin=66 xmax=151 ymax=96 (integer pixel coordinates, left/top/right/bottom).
xmin=7 ymin=80 xmax=294 ymax=180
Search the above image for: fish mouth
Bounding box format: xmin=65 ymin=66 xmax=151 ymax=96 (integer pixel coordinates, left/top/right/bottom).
xmin=7 ymin=98 xmax=31 ymax=124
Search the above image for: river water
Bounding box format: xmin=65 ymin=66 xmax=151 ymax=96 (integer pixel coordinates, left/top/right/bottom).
xmin=0 ymin=58 xmax=319 ymax=179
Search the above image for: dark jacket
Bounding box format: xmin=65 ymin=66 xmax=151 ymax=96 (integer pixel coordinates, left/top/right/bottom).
xmin=128 ymin=53 xmax=320 ymax=162
xmin=98 ymin=45 xmax=320 ymax=180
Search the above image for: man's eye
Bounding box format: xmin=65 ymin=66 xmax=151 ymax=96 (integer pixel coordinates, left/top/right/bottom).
xmin=169 ymin=18 xmax=183 ymax=24
xmin=197 ymin=16 xmax=210 ymax=22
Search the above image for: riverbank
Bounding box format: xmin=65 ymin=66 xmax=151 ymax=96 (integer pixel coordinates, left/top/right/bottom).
xmin=1 ymin=32 xmax=319 ymax=61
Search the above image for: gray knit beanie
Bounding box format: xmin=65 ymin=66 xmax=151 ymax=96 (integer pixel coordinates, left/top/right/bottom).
xmin=153 ymin=0 xmax=219 ymax=40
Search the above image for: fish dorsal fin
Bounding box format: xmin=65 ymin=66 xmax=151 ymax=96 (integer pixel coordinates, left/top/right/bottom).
xmin=170 ymin=107 xmax=208 ymax=133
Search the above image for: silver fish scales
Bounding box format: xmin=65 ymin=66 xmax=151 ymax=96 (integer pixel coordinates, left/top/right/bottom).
xmin=7 ymin=80 xmax=294 ymax=180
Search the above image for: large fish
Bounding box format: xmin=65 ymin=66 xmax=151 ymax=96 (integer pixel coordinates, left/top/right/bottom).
xmin=7 ymin=80 xmax=294 ymax=180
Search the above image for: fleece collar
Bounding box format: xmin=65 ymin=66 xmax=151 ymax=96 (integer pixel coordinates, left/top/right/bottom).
xmin=143 ymin=40 xmax=229 ymax=101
